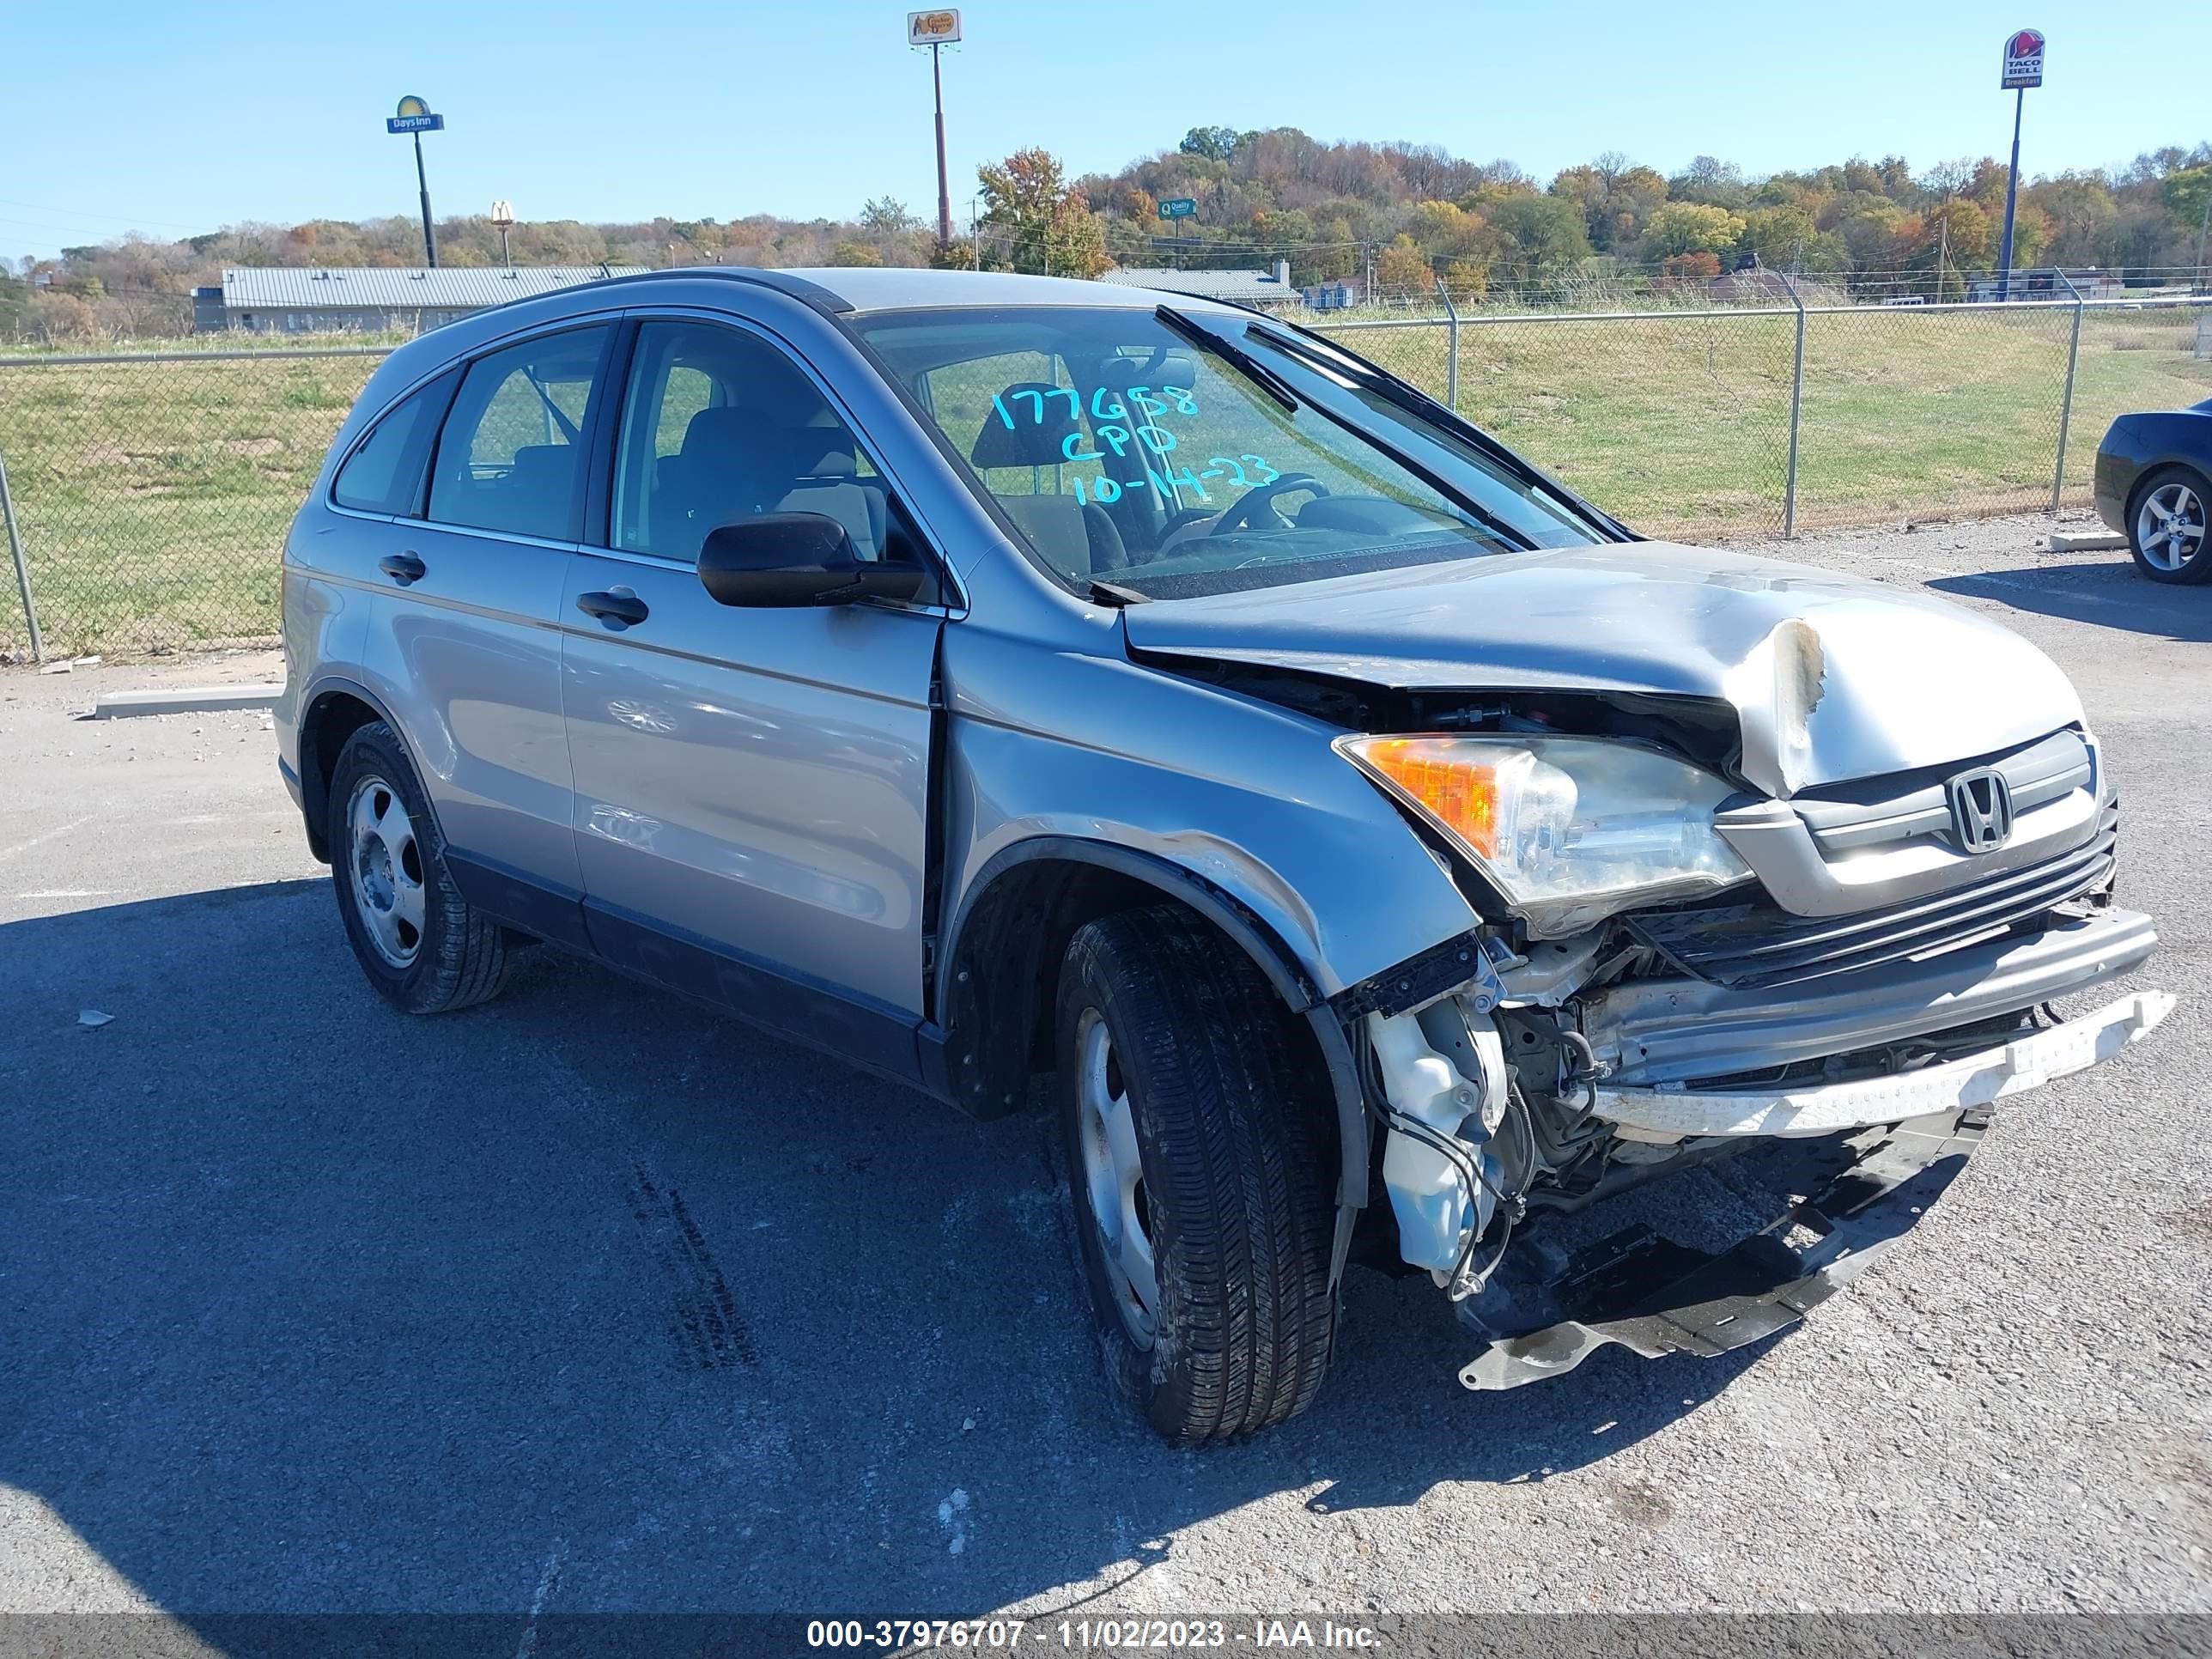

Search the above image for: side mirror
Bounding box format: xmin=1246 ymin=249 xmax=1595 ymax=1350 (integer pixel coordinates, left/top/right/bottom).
xmin=697 ymin=513 xmax=926 ymax=608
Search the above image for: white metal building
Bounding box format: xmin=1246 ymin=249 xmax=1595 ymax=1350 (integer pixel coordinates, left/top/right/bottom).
xmin=192 ymin=265 xmax=646 ymax=333
xmin=1095 ymin=262 xmax=1301 ymax=307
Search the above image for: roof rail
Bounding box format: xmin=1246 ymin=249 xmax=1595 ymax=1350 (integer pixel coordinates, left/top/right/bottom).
xmin=590 ymin=265 xmax=855 ymax=316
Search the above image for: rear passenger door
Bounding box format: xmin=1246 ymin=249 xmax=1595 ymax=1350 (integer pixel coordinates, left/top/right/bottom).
xmin=358 ymin=322 xmax=616 ymax=938
xmin=558 ymin=315 xmax=945 ymax=1076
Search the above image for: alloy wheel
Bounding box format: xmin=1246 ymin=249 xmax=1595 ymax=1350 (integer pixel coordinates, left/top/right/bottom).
xmin=2136 ymin=481 xmax=2207 ymax=573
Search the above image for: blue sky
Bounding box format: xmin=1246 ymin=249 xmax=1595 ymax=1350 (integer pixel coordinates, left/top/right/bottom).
xmin=5 ymin=1 xmax=2205 ymax=260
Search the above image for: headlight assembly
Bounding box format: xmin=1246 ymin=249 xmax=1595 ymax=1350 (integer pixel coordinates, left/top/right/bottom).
xmin=1335 ymin=734 xmax=1753 ymax=936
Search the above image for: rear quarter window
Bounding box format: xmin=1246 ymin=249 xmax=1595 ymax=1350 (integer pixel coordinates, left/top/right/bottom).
xmin=330 ymin=373 xmax=454 ymax=516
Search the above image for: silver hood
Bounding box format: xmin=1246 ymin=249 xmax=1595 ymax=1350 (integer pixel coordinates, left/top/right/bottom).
xmin=1121 ymin=542 xmax=2084 ymax=797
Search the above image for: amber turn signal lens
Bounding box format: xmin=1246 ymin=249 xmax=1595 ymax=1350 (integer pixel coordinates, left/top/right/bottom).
xmin=1352 ymin=738 xmax=1500 ymax=857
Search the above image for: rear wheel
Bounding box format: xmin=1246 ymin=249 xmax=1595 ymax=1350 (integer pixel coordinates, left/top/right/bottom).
xmin=1054 ymin=908 xmax=1339 ymax=1443
xmin=329 ymin=720 xmax=510 ymax=1014
xmin=2127 ymin=465 xmax=2211 ymax=584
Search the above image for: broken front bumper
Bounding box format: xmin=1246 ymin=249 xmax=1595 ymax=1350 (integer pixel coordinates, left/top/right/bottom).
xmin=1591 ymin=988 xmax=2172 ymax=1139
xmin=1582 ymin=905 xmax=2159 ymax=1089
xmin=1460 ymin=1109 xmax=1987 ymax=1389
xmin=1454 ymin=905 xmax=2171 ymax=1389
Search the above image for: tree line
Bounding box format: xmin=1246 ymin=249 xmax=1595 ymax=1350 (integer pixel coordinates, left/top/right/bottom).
xmin=5 ymin=125 xmax=2209 ymax=339
xmin=998 ymin=127 xmax=2212 ymax=299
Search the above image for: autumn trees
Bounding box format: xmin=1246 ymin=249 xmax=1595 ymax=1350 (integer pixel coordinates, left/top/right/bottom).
xmin=12 ymin=123 xmax=2212 ymax=343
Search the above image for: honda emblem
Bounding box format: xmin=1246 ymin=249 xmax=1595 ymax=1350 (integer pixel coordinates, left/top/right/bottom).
xmin=1947 ymin=767 xmax=2014 ymax=853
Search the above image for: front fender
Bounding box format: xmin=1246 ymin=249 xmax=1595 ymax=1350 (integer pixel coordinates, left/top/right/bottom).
xmin=935 ymin=832 xmax=1375 ymax=1231
xmin=940 ymin=635 xmax=1480 ymax=1010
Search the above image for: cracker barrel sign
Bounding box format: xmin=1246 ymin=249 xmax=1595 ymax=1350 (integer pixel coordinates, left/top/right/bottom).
xmin=908 ymin=9 xmax=960 ymax=46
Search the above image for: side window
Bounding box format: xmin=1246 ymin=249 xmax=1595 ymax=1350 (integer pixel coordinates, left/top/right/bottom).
xmin=611 ymin=319 xmax=893 ymax=564
xmin=331 ymin=370 xmax=454 ymax=516
xmin=426 ymin=325 xmax=611 ymax=542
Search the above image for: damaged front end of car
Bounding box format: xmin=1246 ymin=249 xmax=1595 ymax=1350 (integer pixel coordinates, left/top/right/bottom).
xmin=1346 ymin=902 xmax=2168 ymax=1389
xmin=1198 ymin=657 xmax=2173 ymax=1391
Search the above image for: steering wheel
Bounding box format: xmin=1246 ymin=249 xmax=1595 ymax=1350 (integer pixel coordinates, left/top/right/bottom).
xmin=1155 ymin=505 xmax=1217 ymax=538
xmin=1209 ymin=473 xmax=1328 ymax=535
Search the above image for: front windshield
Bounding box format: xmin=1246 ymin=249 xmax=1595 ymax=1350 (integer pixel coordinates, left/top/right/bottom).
xmin=851 ymin=304 xmax=1607 ymax=599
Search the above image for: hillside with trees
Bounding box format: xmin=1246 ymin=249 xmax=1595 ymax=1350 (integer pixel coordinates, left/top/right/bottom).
xmin=5 ymin=125 xmax=2208 ymax=339
xmin=1048 ymin=127 xmax=2212 ymax=300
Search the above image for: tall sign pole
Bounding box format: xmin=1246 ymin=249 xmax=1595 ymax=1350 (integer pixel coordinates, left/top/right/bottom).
xmin=932 ymin=44 xmax=951 ymax=246
xmin=386 ymin=95 xmax=447 ymax=267
xmin=908 ymin=11 xmax=962 ymax=247
xmin=1996 ymin=29 xmax=2045 ymax=301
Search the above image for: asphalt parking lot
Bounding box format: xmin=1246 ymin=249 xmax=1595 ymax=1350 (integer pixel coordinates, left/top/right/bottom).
xmin=2 ymin=515 xmax=2208 ymax=1626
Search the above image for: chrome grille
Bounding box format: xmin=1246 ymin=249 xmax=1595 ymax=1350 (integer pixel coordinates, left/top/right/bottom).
xmin=1627 ymin=804 xmax=2118 ymax=990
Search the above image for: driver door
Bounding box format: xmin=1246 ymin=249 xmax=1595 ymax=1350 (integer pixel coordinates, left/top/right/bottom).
xmin=559 ymin=315 xmax=944 ymax=1077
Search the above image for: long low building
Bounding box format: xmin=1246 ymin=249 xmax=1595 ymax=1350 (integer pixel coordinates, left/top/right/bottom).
xmin=192 ymin=264 xmax=646 ymax=333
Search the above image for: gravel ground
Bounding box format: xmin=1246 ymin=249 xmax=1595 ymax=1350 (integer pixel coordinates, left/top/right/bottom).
xmin=0 ymin=517 xmax=2206 ymax=1627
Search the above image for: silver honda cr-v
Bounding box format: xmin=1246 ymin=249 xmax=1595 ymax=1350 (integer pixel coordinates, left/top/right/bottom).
xmin=276 ymin=267 xmax=2171 ymax=1443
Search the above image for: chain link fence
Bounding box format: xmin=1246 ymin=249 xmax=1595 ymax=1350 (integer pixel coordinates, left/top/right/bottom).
xmin=0 ymin=347 xmax=384 ymax=660
xmin=1314 ymin=293 xmax=2210 ymax=543
xmin=3 ymin=297 xmax=2209 ymax=660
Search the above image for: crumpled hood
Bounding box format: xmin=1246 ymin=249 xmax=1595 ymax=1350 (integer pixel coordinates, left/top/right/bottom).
xmin=1121 ymin=542 xmax=2083 ymax=796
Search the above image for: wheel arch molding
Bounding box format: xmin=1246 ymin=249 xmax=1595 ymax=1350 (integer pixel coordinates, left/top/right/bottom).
xmin=294 ymin=674 xmax=437 ymax=864
xmin=927 ymin=836 xmax=1370 ymax=1217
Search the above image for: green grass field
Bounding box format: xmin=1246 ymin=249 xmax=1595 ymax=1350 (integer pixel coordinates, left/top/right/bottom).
xmin=1324 ymin=303 xmax=2212 ymax=538
xmin=0 ymin=351 xmax=380 ymax=657
xmin=1 ymin=306 xmax=2206 ymax=658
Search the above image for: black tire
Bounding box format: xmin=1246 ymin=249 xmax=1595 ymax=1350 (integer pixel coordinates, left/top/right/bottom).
xmin=2124 ymin=464 xmax=2212 ymax=585
xmin=327 ymin=720 xmax=510 ymax=1014
xmin=1054 ymin=907 xmax=1339 ymax=1444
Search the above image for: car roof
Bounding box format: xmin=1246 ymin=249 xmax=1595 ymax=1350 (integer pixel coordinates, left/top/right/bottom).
xmin=600 ymin=265 xmax=1240 ymax=317
xmin=352 ymin=265 xmax=1249 ymax=415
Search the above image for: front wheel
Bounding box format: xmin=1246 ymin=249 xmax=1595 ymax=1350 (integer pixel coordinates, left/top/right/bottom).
xmin=328 ymin=720 xmax=511 ymax=1014
xmin=1054 ymin=908 xmax=1340 ymax=1443
xmin=2127 ymin=465 xmax=2211 ymax=584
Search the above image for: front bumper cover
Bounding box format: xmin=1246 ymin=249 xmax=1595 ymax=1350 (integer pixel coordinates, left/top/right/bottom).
xmin=1459 ymin=1109 xmax=1986 ymax=1390
xmin=1592 ymin=988 xmax=2172 ymax=1139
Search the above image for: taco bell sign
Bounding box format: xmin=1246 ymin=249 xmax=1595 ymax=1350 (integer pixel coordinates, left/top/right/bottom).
xmin=2002 ymin=27 xmax=2045 ymax=90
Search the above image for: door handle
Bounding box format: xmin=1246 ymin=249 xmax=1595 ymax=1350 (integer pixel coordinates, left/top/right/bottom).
xmin=378 ymin=552 xmax=426 ymax=586
xmin=576 ymin=588 xmax=650 ymax=628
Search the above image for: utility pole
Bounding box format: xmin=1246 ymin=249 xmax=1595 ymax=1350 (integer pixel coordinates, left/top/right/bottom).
xmin=908 ymin=11 xmax=963 ymax=248
xmin=2196 ymin=173 xmax=2211 ymax=290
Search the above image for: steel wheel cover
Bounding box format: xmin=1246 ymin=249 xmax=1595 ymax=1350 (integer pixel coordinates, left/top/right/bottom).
xmin=346 ymin=775 xmax=426 ymax=969
xmin=1075 ymin=1010 xmax=1158 ymax=1347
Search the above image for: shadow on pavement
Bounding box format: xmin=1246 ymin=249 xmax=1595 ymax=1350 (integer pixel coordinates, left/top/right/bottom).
xmin=1928 ymin=560 xmax=2212 ymax=641
xmin=0 ymin=878 xmax=1759 ymax=1624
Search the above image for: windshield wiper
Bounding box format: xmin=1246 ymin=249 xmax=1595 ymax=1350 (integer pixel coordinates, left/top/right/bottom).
xmin=1155 ymin=307 xmax=1300 ymax=414
xmin=1246 ymin=323 xmax=1629 ymax=544
xmin=1158 ymin=304 xmax=1536 ymax=554
xmin=1232 ymin=323 xmax=1540 ymax=553
xmin=1088 ymin=577 xmax=1148 ymax=607
xmin=1250 ymin=323 xmax=1498 ymax=440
